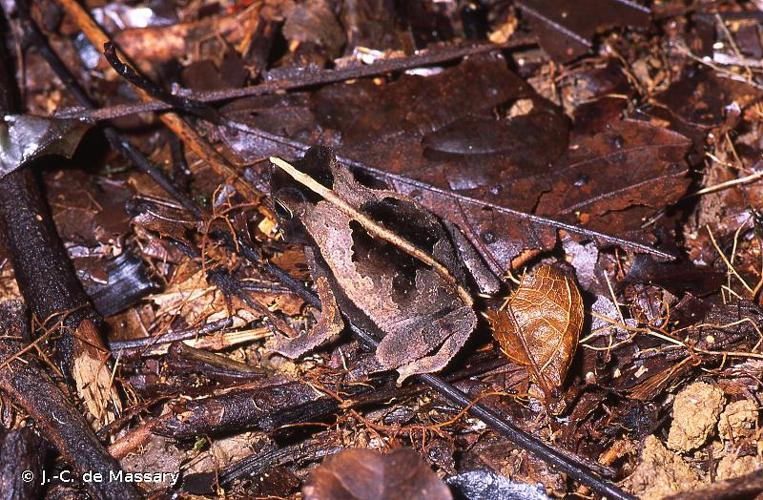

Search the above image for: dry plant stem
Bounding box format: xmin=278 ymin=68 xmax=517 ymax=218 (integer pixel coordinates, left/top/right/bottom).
xmin=0 ymin=18 xmax=119 ymax=423
xmin=206 ymin=269 xmax=300 ymax=337
xmin=53 ymin=0 xmax=254 ymax=198
xmin=686 ymin=170 xmax=763 ymax=198
xmin=60 ymin=37 xmax=537 ymax=122
xmin=270 ymin=156 xmax=474 ymax=306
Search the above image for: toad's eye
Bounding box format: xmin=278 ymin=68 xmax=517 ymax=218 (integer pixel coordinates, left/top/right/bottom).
xmin=272 ymin=186 xmax=308 ymax=220
xmin=274 ymin=198 xmax=293 ymax=220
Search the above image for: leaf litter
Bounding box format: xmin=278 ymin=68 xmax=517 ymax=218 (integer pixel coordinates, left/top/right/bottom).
xmin=0 ymin=1 xmax=763 ymax=499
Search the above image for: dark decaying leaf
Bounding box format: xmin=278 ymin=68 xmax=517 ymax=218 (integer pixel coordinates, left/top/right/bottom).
xmin=654 ymin=67 xmax=732 ymax=129
xmin=620 ymin=254 xmax=723 ymax=296
xmin=272 ymin=147 xmax=484 ymax=382
xmin=303 ymin=448 xmax=452 ymax=500
xmin=535 ymin=119 xmax=692 ymax=239
xmin=86 ymin=251 xmax=159 ymax=316
xmin=487 ymin=265 xmax=583 ymax=398
xmin=516 ymin=0 xmax=651 ymax=63
xmin=0 ymin=115 xmax=91 ymax=178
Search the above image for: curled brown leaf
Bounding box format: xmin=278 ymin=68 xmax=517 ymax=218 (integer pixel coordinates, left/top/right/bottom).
xmin=487 ymin=264 xmax=583 ymax=399
xmin=303 ymin=448 xmax=452 ymax=500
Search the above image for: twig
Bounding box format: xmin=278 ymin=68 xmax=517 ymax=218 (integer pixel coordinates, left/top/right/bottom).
xmin=55 ymin=38 xmax=537 ymax=123
xmin=108 ymin=381 xmax=339 ymax=459
xmin=0 ymin=7 xmax=120 ymax=424
xmin=0 ymin=304 xmax=140 ymax=499
xmin=103 ymin=42 xmax=220 ymax=125
xmin=686 ymin=170 xmax=763 ymax=198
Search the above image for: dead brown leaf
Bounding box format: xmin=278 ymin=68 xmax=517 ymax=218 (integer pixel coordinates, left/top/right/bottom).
xmin=303 ymin=448 xmax=452 ymax=500
xmin=487 ymin=265 xmax=583 ymax=399
xmin=517 ymin=0 xmax=651 ymax=63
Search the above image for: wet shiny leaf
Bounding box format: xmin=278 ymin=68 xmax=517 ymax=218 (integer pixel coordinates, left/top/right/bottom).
xmin=517 ymin=0 xmax=651 ymax=63
xmin=0 ymin=115 xmax=90 ymax=179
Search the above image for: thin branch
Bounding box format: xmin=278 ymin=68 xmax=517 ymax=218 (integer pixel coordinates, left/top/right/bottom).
xmin=55 ymin=38 xmax=537 ymax=123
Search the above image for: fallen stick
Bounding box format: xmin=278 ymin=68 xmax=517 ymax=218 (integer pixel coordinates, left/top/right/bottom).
xmin=0 ymin=301 xmax=140 ymax=499
xmin=108 ymin=380 xmax=335 ymax=459
xmin=0 ymin=428 xmax=48 ymax=499
xmin=55 ymin=38 xmax=537 ymax=123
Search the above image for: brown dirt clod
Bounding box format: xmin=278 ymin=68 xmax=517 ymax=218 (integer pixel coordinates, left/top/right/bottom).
xmin=624 ymin=435 xmax=705 ymax=499
xmin=667 ymin=382 xmax=725 ymax=453
xmin=718 ymin=399 xmax=759 ymax=442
